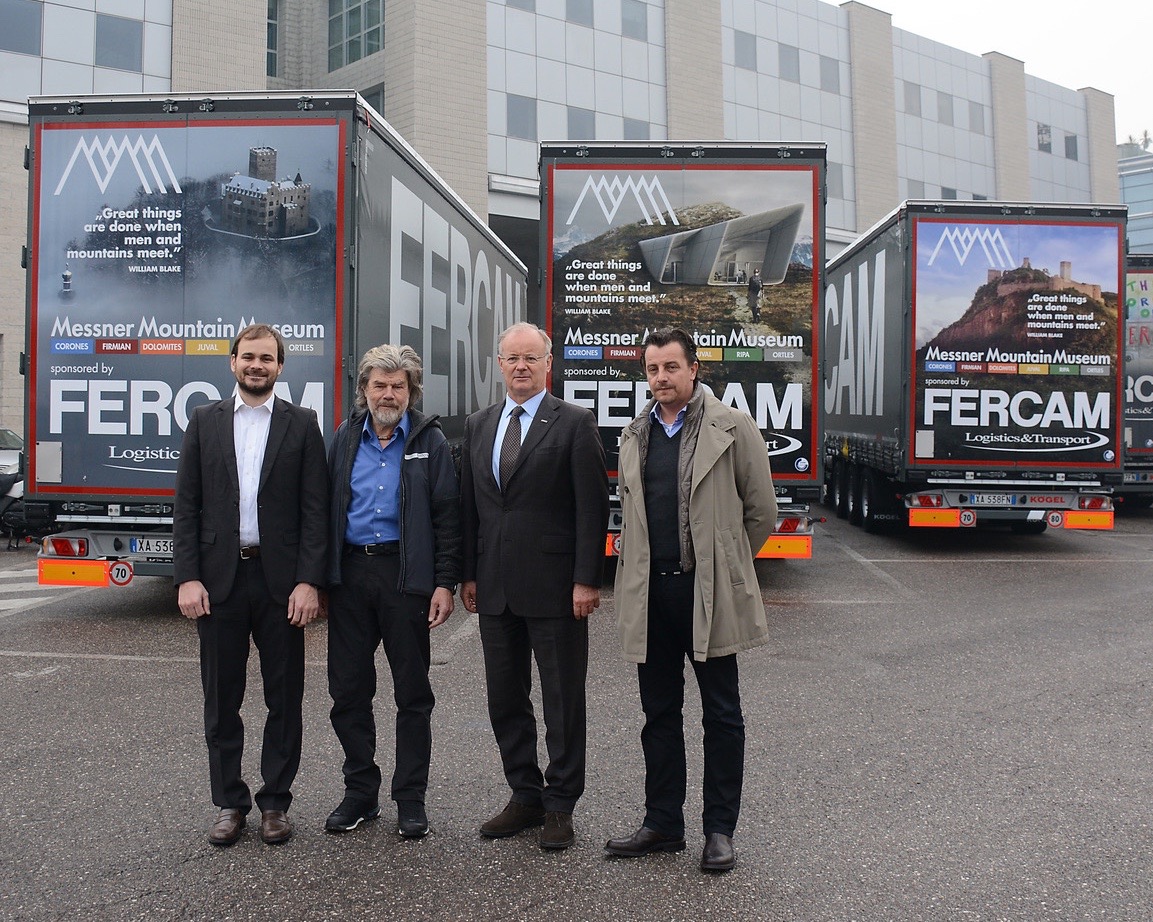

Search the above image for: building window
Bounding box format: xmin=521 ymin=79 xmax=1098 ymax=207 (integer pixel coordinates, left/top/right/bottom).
xmin=508 ymin=94 xmax=537 ymax=141
xmin=362 ymin=85 xmax=384 ymax=116
xmin=907 ymin=179 xmax=925 ymax=199
xmin=329 ymin=0 xmax=383 ymax=72
xmin=827 ymin=161 xmax=844 ymax=200
xmin=819 ymin=55 xmax=839 ymax=94
xmin=267 ymin=0 xmax=278 ymax=78
xmin=941 ymin=186 xmax=958 ymax=200
xmin=779 ymin=43 xmax=800 ymax=83
xmin=973 ymin=193 xmax=988 ymax=200
xmin=734 ymin=31 xmax=757 ymax=71
xmin=95 ymin=14 xmax=143 ymax=72
xmin=1065 ymin=133 xmax=1079 ymax=161
xmin=623 ymin=117 xmax=649 ymax=140
xmin=568 ymin=105 xmax=595 ymax=140
xmin=938 ymin=92 xmax=953 ymax=126
xmin=969 ymin=100 xmax=985 ymax=135
xmin=904 ymin=81 xmax=921 ymax=117
xmin=567 ymin=0 xmax=593 ymax=27
xmin=622 ymin=0 xmax=646 ymax=41
xmin=1037 ymin=123 xmax=1052 ymax=153
xmin=0 ymin=0 xmax=41 ymax=55
xmin=508 ymin=0 xmax=535 ymax=9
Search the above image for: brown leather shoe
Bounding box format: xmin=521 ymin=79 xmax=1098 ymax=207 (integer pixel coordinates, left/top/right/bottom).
xmin=605 ymin=825 xmax=686 ymax=857
xmin=208 ymin=808 xmax=246 ymax=846
xmin=479 ymin=800 xmax=545 ymax=838
xmin=700 ymin=832 xmax=736 ymax=872
xmin=260 ymin=809 xmax=293 ymax=845
xmin=540 ymin=811 xmax=575 ymax=850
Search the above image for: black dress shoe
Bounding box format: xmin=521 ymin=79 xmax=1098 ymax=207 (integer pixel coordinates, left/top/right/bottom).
xmin=480 ymin=800 xmax=546 ymax=838
xmin=397 ymin=800 xmax=429 ymax=839
xmin=325 ymin=796 xmax=381 ymax=833
xmin=208 ymin=808 xmax=246 ymax=846
xmin=700 ymin=832 xmax=736 ymax=872
xmin=604 ymin=825 xmax=686 ymax=857
xmin=540 ymin=811 xmax=574 ymax=850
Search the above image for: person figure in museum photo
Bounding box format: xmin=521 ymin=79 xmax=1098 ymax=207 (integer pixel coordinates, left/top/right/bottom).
xmin=605 ymin=327 xmax=777 ymax=873
xmin=174 ymin=322 xmax=329 ymax=847
xmin=460 ymin=321 xmax=609 ymax=851
xmin=747 ymin=267 xmax=763 ymax=321
xmin=323 ymin=344 xmax=461 ymax=840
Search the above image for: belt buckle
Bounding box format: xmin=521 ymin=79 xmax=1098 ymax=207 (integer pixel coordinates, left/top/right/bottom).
xmin=239 ymin=545 xmax=260 ymax=560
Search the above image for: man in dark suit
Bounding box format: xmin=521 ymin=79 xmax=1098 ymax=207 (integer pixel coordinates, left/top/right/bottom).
xmin=461 ymin=322 xmax=609 ymax=851
xmin=174 ymin=323 xmax=328 ymax=847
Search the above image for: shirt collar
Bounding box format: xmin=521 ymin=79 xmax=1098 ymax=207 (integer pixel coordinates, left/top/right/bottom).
xmin=649 ymin=402 xmax=687 ymax=426
xmin=361 ymin=409 xmax=409 ymax=443
xmin=234 ymin=392 xmax=275 ymax=414
xmin=505 ymin=389 xmax=547 ymax=420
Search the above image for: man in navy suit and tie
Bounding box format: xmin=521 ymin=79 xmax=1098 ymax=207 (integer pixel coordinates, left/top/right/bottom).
xmin=174 ymin=323 xmax=329 ymax=847
xmin=461 ymin=322 xmax=609 ymax=850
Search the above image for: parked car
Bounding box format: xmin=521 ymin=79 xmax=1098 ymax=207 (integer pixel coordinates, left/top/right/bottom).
xmin=0 ymin=428 xmax=23 ymax=476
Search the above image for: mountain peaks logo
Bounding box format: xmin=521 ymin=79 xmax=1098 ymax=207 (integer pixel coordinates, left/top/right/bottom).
xmin=565 ymin=174 xmax=679 ymax=226
xmin=54 ymin=135 xmax=182 ymax=196
xmin=928 ymin=225 xmax=1014 ymax=268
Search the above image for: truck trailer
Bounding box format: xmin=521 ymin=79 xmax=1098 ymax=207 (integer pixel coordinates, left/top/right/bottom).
xmin=23 ymin=91 xmax=527 ymax=587
xmin=822 ymin=200 xmax=1125 ymax=533
xmin=539 ymin=141 xmax=826 ymax=558
xmin=1118 ymin=253 xmax=1153 ymax=509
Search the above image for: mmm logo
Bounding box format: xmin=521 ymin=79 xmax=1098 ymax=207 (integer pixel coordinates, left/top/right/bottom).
xmin=54 ymin=135 xmax=182 ymax=196
xmin=565 ymin=174 xmax=678 ymax=226
xmin=927 ymin=225 xmax=1014 ymax=269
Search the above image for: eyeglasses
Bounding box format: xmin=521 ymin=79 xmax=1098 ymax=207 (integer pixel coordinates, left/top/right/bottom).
xmin=499 ymin=354 xmax=546 ymax=366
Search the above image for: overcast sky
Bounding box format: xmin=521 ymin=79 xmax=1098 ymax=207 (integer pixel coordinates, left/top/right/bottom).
xmin=849 ymin=0 xmax=1147 ymax=144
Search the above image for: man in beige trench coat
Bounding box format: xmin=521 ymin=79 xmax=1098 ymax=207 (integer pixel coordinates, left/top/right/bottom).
xmin=605 ymin=327 xmax=777 ymax=873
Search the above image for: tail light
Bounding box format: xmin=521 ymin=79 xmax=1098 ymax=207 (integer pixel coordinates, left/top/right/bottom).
xmin=1078 ymin=495 xmax=1110 ymax=510
xmin=43 ymin=536 xmax=87 ymax=557
xmin=912 ymin=494 xmax=944 ymax=507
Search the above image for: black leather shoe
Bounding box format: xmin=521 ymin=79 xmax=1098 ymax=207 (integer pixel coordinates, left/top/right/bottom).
xmin=260 ymin=810 xmax=293 ymax=845
xmin=325 ymin=796 xmax=381 ymax=833
xmin=397 ymin=800 xmax=429 ymax=839
xmin=540 ymin=811 xmax=575 ymax=850
xmin=700 ymin=832 xmax=736 ymax=872
xmin=604 ymin=825 xmax=686 ymax=857
xmin=480 ymin=800 xmax=546 ymax=838
xmin=208 ymin=808 xmax=246 ymax=846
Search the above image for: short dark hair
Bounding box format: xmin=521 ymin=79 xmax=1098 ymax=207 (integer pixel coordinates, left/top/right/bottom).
xmin=231 ymin=323 xmax=285 ymax=364
xmin=642 ymin=327 xmax=698 ymax=368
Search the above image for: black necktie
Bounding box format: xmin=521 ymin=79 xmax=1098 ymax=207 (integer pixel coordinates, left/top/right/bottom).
xmin=499 ymin=406 xmax=524 ymax=490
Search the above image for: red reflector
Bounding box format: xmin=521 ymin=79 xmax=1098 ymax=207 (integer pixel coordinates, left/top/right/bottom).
xmin=776 ymin=518 xmax=801 ymax=533
xmin=47 ymin=537 xmax=86 ymax=557
xmin=1079 ymin=496 xmax=1108 ymax=510
xmin=914 ymin=494 xmax=943 ymax=508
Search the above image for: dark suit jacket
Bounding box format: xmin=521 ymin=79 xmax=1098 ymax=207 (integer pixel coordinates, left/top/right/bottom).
xmin=461 ymin=391 xmax=609 ymax=619
xmin=173 ymin=396 xmax=329 ymax=606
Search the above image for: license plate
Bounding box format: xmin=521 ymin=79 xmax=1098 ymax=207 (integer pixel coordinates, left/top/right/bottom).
xmin=130 ymin=537 xmax=174 ymax=555
xmin=964 ymin=493 xmax=1012 ymax=506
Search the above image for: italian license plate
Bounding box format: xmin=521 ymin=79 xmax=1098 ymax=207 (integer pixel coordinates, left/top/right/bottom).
xmin=965 ymin=493 xmax=1011 ymax=506
xmin=131 ymin=537 xmax=174 ymax=555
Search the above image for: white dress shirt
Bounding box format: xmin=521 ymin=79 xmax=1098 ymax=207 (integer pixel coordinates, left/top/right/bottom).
xmin=234 ymin=393 xmax=274 ymax=547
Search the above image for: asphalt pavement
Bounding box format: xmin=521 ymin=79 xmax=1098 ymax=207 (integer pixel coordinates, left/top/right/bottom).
xmin=1 ymin=511 xmax=1152 ymax=921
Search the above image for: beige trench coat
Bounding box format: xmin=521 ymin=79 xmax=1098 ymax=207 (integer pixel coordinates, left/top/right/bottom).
xmin=614 ymin=386 xmax=778 ymax=663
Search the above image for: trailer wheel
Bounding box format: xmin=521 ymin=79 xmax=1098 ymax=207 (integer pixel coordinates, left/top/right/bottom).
xmin=833 ymin=459 xmax=850 ymax=519
xmin=861 ymin=469 xmax=885 ymax=533
xmin=847 ymin=463 xmax=863 ymax=525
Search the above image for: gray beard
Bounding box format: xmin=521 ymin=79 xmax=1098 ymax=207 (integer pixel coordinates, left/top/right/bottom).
xmin=371 ymin=405 xmax=403 ymax=430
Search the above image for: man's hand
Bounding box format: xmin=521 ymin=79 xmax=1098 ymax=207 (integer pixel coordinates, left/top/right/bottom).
xmin=287 ymin=582 xmax=320 ymax=627
xmin=177 ymin=580 xmax=211 ymax=620
xmin=428 ymin=587 xmax=454 ymax=628
xmin=572 ymin=583 xmax=600 ymax=620
xmin=462 ymin=580 xmax=478 ymax=613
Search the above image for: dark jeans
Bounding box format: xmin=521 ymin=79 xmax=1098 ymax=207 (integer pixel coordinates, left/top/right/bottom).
xmin=479 ymin=610 xmax=588 ymax=813
xmin=197 ymin=556 xmax=305 ymax=814
xmin=638 ymin=570 xmax=745 ymax=837
xmin=328 ymin=552 xmax=434 ymax=804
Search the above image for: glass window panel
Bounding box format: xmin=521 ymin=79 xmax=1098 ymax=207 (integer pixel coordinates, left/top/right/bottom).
xmin=267 ymin=22 xmax=277 ymax=51
xmin=969 ymin=100 xmax=985 ymax=135
xmin=623 ymin=117 xmax=649 ymax=140
xmin=904 ymin=81 xmax=921 ymax=116
xmin=938 ymin=92 xmax=953 ymax=126
xmin=347 ymin=7 xmax=361 ymax=36
xmin=365 ymin=27 xmax=380 ymax=56
xmin=1037 ymin=123 xmax=1052 ymax=153
xmin=329 ymin=0 xmax=341 ymax=16
xmin=568 ymin=106 xmax=595 ymax=139
xmin=508 ymin=93 xmax=538 ymax=141
xmin=735 ymin=31 xmax=757 ymax=71
xmin=267 ymin=51 xmax=276 ymax=77
xmin=1065 ymin=133 xmax=1078 ymax=161
xmin=827 ymin=162 xmax=844 ymax=199
xmin=622 ymin=0 xmax=646 ymax=41
xmin=329 ymin=15 xmax=343 ymax=46
xmin=329 ymin=44 xmax=343 ymax=71
xmin=941 ymin=186 xmax=958 ymax=200
xmin=820 ymin=55 xmax=839 ymax=93
xmin=508 ymin=0 xmax=535 ymax=9
xmin=95 ymin=14 xmax=143 ymax=72
xmin=779 ymin=44 xmax=799 ymax=83
xmin=567 ymin=0 xmax=593 ymax=28
xmin=366 ymin=0 xmax=380 ymax=28
xmin=908 ymin=179 xmax=925 ymax=198
xmin=347 ymin=35 xmax=361 ymax=63
xmin=973 ymin=193 xmax=988 ymax=200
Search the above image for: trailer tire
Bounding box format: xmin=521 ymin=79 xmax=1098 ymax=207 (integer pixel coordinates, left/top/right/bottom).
xmin=847 ymin=463 xmax=863 ymax=525
xmin=861 ymin=469 xmax=885 ymax=533
xmin=833 ymin=459 xmax=850 ymax=519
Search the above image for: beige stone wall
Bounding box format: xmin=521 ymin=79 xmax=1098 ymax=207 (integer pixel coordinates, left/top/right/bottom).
xmin=171 ymin=0 xmax=265 ymax=92
xmin=844 ymin=2 xmax=898 ymax=231
xmin=0 ymin=119 xmax=29 ymax=436
xmin=1081 ymin=87 xmax=1120 ymax=202
xmin=665 ymin=0 xmax=723 ymax=140
xmin=984 ymin=52 xmax=1029 ymax=201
